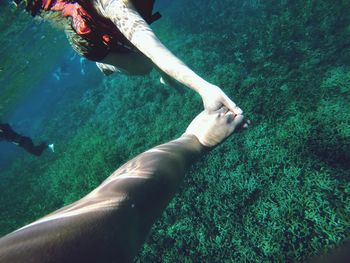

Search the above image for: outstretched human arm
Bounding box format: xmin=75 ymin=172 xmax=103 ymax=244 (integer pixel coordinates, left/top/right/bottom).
xmin=94 ymin=0 xmax=242 ymax=114
xmin=0 ymin=109 xmax=244 ymax=263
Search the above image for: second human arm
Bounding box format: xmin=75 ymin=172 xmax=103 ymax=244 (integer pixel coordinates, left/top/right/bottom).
xmin=0 ymin=109 xmax=244 ymax=262
xmin=94 ymin=0 xmax=242 ymax=114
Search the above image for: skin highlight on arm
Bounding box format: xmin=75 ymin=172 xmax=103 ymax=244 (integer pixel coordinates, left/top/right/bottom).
xmin=0 ymin=109 xmax=244 ymax=263
xmin=93 ymin=0 xmax=242 ymax=114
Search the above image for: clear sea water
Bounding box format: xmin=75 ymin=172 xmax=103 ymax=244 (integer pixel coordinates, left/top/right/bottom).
xmin=0 ymin=0 xmax=349 ymax=262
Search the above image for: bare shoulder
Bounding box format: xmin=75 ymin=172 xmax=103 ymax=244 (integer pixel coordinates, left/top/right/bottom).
xmin=93 ymin=0 xmax=151 ymax=41
xmin=93 ymin=0 xmax=135 ymax=14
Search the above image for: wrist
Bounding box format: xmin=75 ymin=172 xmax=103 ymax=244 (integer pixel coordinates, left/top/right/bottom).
xmin=180 ymin=133 xmax=209 ymax=153
xmin=198 ymin=83 xmax=218 ymax=96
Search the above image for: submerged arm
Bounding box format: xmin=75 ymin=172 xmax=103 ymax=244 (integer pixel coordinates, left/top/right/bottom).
xmin=94 ymin=0 xmax=242 ymax=114
xmin=0 ymin=134 xmax=204 ymax=263
xmin=0 ymin=109 xmax=244 ymax=263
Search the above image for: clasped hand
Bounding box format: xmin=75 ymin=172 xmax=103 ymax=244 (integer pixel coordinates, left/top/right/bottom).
xmin=200 ymin=85 xmax=243 ymax=115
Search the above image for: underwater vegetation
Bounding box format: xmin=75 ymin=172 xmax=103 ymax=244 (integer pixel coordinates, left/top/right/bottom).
xmin=0 ymin=0 xmax=349 ymax=262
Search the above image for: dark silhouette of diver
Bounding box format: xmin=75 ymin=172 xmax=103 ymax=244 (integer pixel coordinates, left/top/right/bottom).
xmin=0 ymin=123 xmax=54 ymax=156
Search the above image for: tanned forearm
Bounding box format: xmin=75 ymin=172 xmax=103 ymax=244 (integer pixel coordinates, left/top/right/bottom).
xmin=0 ymin=135 xmax=205 ymax=263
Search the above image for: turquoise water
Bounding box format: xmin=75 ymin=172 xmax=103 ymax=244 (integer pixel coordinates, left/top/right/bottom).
xmin=0 ymin=0 xmax=349 ymax=262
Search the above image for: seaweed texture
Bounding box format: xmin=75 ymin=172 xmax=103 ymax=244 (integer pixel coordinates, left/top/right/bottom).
xmin=0 ymin=0 xmax=349 ymax=262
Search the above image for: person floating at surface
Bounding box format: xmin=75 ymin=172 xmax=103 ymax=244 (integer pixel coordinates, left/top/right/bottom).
xmin=13 ymin=0 xmax=243 ymax=115
xmin=0 ymin=107 xmax=245 ymax=262
xmin=0 ymin=123 xmax=54 ymax=156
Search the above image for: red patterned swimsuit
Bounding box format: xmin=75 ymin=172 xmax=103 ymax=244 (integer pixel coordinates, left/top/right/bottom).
xmin=26 ymin=0 xmax=160 ymax=61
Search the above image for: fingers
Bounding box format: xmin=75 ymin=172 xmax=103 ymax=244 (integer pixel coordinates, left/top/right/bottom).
xmin=242 ymin=119 xmax=251 ymax=129
xmin=225 ymin=113 xmax=244 ymax=131
xmin=217 ymin=106 xmax=229 ymax=118
xmin=233 ymin=117 xmax=251 ymax=134
xmin=224 ymin=96 xmax=243 ymax=115
xmin=185 ymin=108 xmax=248 ymax=147
xmin=224 ymin=111 xmax=235 ymax=123
xmin=217 ymin=106 xmax=246 ymax=131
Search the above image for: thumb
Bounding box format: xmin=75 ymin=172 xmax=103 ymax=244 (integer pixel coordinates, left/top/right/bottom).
xmin=226 ymin=113 xmax=245 ymax=133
